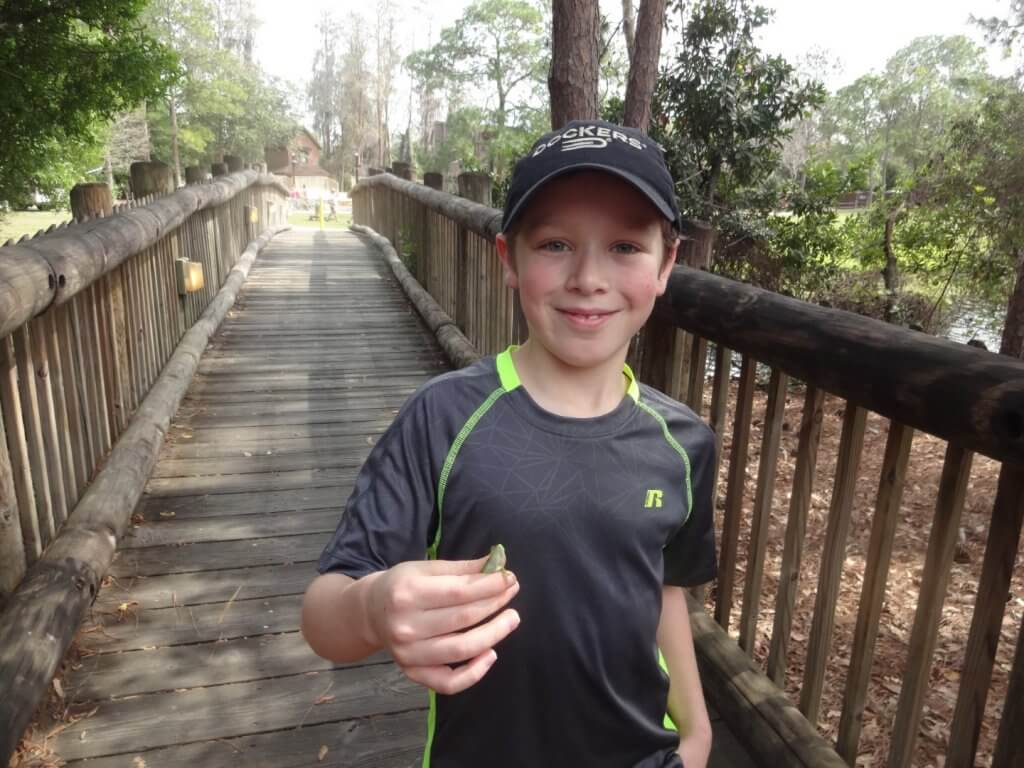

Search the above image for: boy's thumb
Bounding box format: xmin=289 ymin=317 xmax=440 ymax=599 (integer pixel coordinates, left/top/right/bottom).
xmin=427 ymin=555 xmax=491 ymax=575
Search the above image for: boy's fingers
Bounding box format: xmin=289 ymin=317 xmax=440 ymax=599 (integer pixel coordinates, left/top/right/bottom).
xmin=417 ymin=580 xmax=520 ymax=637
xmin=401 ymin=649 xmax=498 ymax=695
xmin=414 ymin=569 xmax=517 ymax=610
xmin=398 ymin=608 xmax=520 ymax=668
xmin=421 ymin=555 xmax=492 ymax=575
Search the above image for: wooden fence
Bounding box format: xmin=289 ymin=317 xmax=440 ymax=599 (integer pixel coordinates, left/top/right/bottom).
xmin=352 ymin=172 xmax=1024 ymax=768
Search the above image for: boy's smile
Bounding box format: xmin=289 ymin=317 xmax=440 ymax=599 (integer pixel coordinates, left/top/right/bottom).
xmin=497 ymin=171 xmax=676 ymax=382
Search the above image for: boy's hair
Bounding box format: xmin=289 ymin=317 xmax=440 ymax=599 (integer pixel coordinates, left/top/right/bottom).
xmin=501 ymin=120 xmax=681 ymax=235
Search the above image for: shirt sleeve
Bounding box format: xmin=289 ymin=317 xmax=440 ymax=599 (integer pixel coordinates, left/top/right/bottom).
xmin=317 ymin=386 xmax=441 ymax=579
xmin=663 ymin=420 xmax=718 ymax=587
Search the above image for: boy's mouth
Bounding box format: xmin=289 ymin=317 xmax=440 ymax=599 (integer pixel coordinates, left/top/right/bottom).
xmin=557 ymin=308 xmax=618 ymax=329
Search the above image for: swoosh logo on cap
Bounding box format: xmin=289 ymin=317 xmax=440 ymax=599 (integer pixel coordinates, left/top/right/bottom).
xmin=562 ymin=137 xmax=609 ymax=151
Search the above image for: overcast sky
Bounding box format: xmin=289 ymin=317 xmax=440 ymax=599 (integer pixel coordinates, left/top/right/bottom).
xmin=250 ymin=0 xmax=1015 ymax=129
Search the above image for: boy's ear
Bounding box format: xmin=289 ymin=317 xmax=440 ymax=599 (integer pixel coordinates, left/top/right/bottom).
xmin=495 ymin=233 xmax=519 ymax=289
xmin=656 ymin=239 xmax=678 ymax=296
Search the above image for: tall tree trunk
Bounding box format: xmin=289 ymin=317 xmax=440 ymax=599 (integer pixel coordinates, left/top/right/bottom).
xmin=1000 ymin=246 xmax=1024 ymax=358
xmin=104 ymin=150 xmax=114 ymax=193
xmin=549 ymin=0 xmax=600 ymax=129
xmin=882 ymin=204 xmax=904 ymax=323
xmin=622 ymin=0 xmax=667 ymax=133
xmin=168 ymin=97 xmax=181 ymax=188
xmin=621 ymin=0 xmax=636 ymax=64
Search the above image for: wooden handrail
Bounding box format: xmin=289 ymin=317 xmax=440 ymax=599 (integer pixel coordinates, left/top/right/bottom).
xmin=0 ymin=171 xmax=288 ymax=340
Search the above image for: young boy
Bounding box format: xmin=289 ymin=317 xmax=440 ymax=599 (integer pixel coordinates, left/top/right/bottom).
xmin=302 ymin=120 xmax=718 ymax=768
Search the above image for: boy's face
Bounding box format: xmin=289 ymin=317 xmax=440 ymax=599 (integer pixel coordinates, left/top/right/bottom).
xmin=496 ymin=171 xmax=676 ymax=371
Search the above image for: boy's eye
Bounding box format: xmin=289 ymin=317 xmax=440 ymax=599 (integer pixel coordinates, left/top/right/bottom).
xmin=612 ymin=243 xmax=641 ymax=255
xmin=540 ymin=240 xmax=570 ymax=252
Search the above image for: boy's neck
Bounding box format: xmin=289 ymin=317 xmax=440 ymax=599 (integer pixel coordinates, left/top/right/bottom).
xmin=510 ymin=340 xmax=630 ymax=418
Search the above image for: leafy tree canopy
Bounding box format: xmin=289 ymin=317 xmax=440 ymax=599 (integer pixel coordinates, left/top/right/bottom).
xmin=0 ymin=0 xmax=179 ymax=206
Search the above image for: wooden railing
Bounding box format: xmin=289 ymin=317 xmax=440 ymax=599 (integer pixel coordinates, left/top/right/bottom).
xmin=352 ymin=172 xmax=1024 ymax=768
xmin=0 ymin=169 xmax=288 ymax=760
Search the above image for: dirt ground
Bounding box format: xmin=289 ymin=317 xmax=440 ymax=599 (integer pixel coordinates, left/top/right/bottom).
xmin=704 ymin=375 xmax=1020 ymax=768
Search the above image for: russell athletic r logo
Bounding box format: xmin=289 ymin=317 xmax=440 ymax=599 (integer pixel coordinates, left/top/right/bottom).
xmin=644 ymin=489 xmax=664 ymax=508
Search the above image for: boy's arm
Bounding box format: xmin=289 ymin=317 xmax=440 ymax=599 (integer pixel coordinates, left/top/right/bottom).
xmin=657 ymin=585 xmax=712 ymax=768
xmin=301 ymin=571 xmax=382 ymax=661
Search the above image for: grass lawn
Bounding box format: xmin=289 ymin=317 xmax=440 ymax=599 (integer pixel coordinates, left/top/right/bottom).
xmin=287 ymin=211 xmax=352 ymax=230
xmin=0 ymin=211 xmax=70 ymax=243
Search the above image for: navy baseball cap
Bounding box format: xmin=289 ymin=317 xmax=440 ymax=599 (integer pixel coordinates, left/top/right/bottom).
xmin=501 ymin=120 xmax=681 ymax=233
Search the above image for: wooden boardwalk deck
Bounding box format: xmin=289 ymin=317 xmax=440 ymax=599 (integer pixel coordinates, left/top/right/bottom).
xmin=50 ymin=229 xmax=757 ymax=767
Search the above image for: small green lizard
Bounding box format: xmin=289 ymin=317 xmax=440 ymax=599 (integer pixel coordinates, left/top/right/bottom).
xmin=481 ymin=543 xmax=506 ymax=573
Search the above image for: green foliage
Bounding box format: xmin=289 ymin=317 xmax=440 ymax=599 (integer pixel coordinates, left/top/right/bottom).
xmin=144 ymin=0 xmax=298 ymax=171
xmin=0 ymin=0 xmax=178 ymax=206
xmin=653 ymin=0 xmax=825 ymax=226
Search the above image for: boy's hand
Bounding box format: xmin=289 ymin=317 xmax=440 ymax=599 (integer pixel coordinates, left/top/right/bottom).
xmin=365 ymin=556 xmax=521 ymax=695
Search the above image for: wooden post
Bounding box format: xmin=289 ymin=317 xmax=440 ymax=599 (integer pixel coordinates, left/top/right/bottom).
xmin=184 ymin=165 xmax=204 ymax=185
xmin=457 ymin=172 xmax=492 ymax=208
xmin=392 ymin=161 xmax=412 ymax=180
xmin=679 ymin=219 xmax=715 ymax=270
xmin=424 ymin=172 xmax=443 ymax=190
xmin=69 ymin=183 xmax=113 ymax=221
xmin=211 ymin=162 xmax=228 ymax=177
xmin=224 ymin=155 xmax=244 ymax=173
xmin=130 ymin=161 xmax=174 ymax=198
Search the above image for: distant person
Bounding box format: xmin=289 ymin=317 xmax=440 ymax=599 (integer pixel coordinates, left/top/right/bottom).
xmin=302 ymin=120 xmax=717 ymax=768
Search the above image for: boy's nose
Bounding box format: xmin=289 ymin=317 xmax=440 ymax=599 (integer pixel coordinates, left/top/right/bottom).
xmin=566 ymin=250 xmax=608 ymax=293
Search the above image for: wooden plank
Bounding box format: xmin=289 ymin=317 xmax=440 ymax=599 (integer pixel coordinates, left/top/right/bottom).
xmin=715 ymin=354 xmax=756 ymax=631
xmin=888 ymin=442 xmax=973 ymax=767
xmin=111 ymin=533 xmax=326 ymax=577
xmin=70 ymin=293 xmax=100 ymax=471
xmin=836 ymin=419 xmax=913 ymax=760
xmin=42 ymin=308 xmax=79 ymax=508
xmin=799 ymin=403 xmax=867 ymax=725
xmin=121 ymin=507 xmax=340 ymax=548
xmin=12 ymin=325 xmax=55 ymax=543
xmin=29 ymin=313 xmax=69 ymax=526
xmin=53 ymin=664 xmax=424 ymax=761
xmin=992 ymin=610 xmax=1024 ymax=767
xmin=148 ymin=445 xmax=373 ymax=478
xmin=70 ymin=632 xmax=369 ymax=700
xmin=707 ymin=344 xmax=732 ymax=514
xmin=0 ymin=408 xmax=25 ymax=601
xmin=85 ymin=592 xmax=303 ymax=652
xmin=686 ymin=334 xmax=709 ymax=414
xmin=86 ymin=283 xmax=113 ymax=454
xmin=0 ymin=334 xmax=39 ymax=559
xmin=946 ymin=463 xmax=1024 ymax=767
xmin=739 ymin=367 xmax=788 ymax=654
xmin=54 ymin=302 xmax=90 ymax=496
xmin=96 ymin=562 xmax=318 ymax=611
xmin=158 ymin=425 xmax=394 ymax=460
xmin=143 ymin=466 xmax=359 ymax=496
xmin=766 ymin=385 xmax=824 ymax=686
xmin=61 ymin=709 xmax=427 ymax=768
xmin=134 ymin=485 xmax=352 ymax=520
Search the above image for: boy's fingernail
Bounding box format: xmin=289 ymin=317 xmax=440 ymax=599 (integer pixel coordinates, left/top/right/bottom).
xmin=487 ymin=650 xmax=498 ymax=666
xmin=510 ymin=610 xmax=521 ymax=628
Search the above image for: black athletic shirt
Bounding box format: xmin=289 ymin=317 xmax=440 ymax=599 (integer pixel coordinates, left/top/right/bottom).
xmin=318 ymin=348 xmax=717 ymax=768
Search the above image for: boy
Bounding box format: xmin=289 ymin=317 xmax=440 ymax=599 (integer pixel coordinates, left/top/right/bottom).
xmin=302 ymin=120 xmax=718 ymax=768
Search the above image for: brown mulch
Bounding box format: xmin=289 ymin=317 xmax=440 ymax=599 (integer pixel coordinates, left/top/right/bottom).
xmin=703 ymin=375 xmax=1020 ymax=768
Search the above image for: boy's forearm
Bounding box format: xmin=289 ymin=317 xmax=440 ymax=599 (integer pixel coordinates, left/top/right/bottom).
xmin=301 ymin=571 xmax=383 ymax=662
xmin=657 ymin=586 xmax=713 ymax=756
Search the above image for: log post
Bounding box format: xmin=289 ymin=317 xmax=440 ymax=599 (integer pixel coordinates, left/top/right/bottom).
xmin=423 ymin=172 xmax=443 ymax=190
xmin=69 ymin=183 xmax=113 ymax=221
xmin=392 ymin=161 xmax=412 ymax=180
xmin=184 ymin=165 xmax=205 ymax=185
xmin=679 ymin=219 xmax=715 ymax=270
xmin=211 ymin=162 xmax=228 ymax=177
xmin=224 ymin=155 xmax=245 ymax=173
xmin=457 ymin=172 xmax=492 ymax=208
xmin=420 ymin=171 xmax=442 ymax=293
xmin=130 ymin=161 xmax=174 ymax=199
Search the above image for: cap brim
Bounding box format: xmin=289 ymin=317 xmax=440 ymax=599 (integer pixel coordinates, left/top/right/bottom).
xmin=502 ymin=163 xmax=679 ymax=232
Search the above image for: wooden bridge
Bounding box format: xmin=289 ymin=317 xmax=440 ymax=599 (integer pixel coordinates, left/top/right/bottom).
xmin=0 ymin=166 xmax=1021 ymax=768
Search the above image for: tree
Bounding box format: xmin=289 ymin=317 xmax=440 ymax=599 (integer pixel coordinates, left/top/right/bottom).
xmin=407 ymin=0 xmax=547 ymax=131
xmin=308 ymin=11 xmax=342 ymax=158
xmin=549 ymin=0 xmax=600 ymax=128
xmin=653 ymin=0 xmax=823 ymax=232
xmin=0 ymin=0 xmax=178 ymax=207
xmin=622 ymin=0 xmax=667 ymax=131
